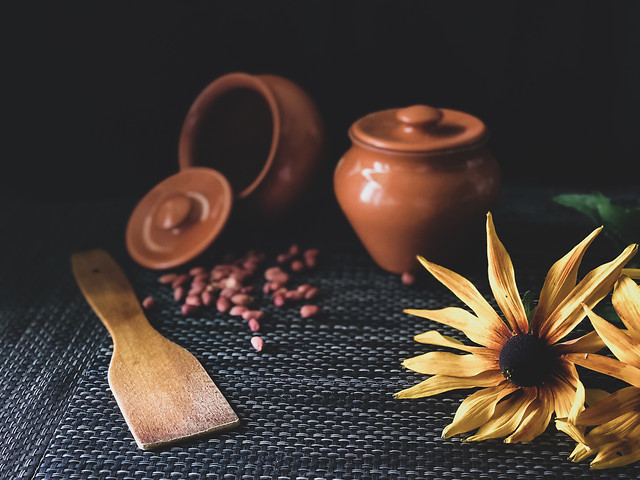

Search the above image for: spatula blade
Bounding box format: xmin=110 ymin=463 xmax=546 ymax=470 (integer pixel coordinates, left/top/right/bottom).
xmin=71 ymin=249 xmax=239 ymax=450
xmin=109 ymin=338 xmax=240 ymax=449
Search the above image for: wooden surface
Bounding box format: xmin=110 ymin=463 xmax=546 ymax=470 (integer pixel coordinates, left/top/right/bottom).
xmin=71 ymin=249 xmax=239 ymax=450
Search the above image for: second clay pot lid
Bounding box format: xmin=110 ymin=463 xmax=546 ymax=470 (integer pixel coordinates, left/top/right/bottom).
xmin=126 ymin=167 xmax=233 ymax=269
xmin=349 ymin=104 xmax=488 ymax=153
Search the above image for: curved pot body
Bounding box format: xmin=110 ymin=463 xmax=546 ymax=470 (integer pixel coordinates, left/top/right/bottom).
xmin=179 ymin=72 xmax=324 ymax=219
xmin=334 ymin=142 xmax=501 ymax=273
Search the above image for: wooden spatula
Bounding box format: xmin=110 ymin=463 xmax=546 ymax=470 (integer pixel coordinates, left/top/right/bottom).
xmin=71 ymin=249 xmax=239 ymax=450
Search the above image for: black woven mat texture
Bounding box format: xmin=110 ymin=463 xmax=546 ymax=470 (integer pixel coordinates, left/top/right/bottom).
xmin=1 ymin=187 xmax=639 ymax=479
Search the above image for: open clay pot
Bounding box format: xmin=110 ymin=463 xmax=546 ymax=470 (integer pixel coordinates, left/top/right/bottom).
xmin=178 ymin=72 xmax=325 ymax=219
xmin=334 ymin=105 xmax=501 ymax=274
xmin=126 ymin=73 xmax=324 ymax=269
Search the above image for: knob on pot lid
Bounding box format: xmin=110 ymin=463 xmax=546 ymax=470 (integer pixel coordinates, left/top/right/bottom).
xmin=126 ymin=167 xmax=233 ymax=269
xmin=349 ymin=104 xmax=488 ymax=153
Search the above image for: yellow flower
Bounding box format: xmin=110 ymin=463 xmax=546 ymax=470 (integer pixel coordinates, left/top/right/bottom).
xmin=395 ymin=212 xmax=637 ymax=443
xmin=561 ymin=275 xmax=640 ymax=468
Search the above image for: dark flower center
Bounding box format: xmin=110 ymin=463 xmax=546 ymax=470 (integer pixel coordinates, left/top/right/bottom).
xmin=499 ymin=334 xmax=555 ymax=387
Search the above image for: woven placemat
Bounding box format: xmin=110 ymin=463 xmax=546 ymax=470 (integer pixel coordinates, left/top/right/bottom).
xmin=1 ymin=187 xmax=638 ymax=479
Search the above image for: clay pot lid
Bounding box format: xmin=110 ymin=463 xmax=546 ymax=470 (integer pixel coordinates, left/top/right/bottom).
xmin=126 ymin=167 xmax=233 ymax=269
xmin=349 ymin=105 xmax=488 ymax=153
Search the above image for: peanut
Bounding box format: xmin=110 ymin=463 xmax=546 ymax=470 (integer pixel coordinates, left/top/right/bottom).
xmin=300 ymin=304 xmax=320 ymax=318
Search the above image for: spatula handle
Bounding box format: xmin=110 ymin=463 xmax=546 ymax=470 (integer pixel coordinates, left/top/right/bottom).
xmin=71 ymin=249 xmax=149 ymax=338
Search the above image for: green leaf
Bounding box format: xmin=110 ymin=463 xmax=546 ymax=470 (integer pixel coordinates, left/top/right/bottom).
xmin=593 ymin=193 xmax=640 ymax=245
xmin=522 ymin=290 xmax=536 ymax=325
xmin=553 ymin=193 xmax=602 ymax=223
xmin=553 ymin=192 xmax=640 ymax=256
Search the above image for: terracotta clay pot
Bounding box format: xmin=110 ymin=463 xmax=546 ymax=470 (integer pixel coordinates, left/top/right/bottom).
xmin=178 ymin=72 xmax=324 ymax=219
xmin=334 ymin=105 xmax=501 ymax=273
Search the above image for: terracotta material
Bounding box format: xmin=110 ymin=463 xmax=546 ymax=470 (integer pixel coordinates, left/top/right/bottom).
xmin=178 ymin=72 xmax=324 ymax=218
xmin=126 ymin=167 xmax=233 ymax=270
xmin=334 ymin=105 xmax=501 ymax=274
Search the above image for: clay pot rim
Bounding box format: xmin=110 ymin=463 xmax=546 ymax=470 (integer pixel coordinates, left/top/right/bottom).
xmin=348 ymin=128 xmax=490 ymax=156
xmin=178 ymin=72 xmax=282 ymax=199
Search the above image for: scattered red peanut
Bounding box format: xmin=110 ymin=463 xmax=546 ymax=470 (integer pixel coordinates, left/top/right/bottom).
xmin=201 ymin=290 xmax=213 ymax=306
xmin=219 ymin=277 xmax=241 ymax=290
xmin=216 ymin=296 xmax=231 ymax=312
xmin=171 ymin=273 xmax=189 ymax=288
xmin=188 ymin=284 xmax=205 ymax=296
xmin=242 ymin=310 xmax=264 ymax=321
xmin=210 ymin=269 xmax=227 ymax=281
xmin=174 ymin=286 xmax=185 ymax=302
xmin=303 ymin=248 xmax=319 ymax=268
xmin=277 ymin=253 xmax=291 ymax=264
xmin=401 ymin=271 xmax=415 ymax=285
xmin=142 ymin=296 xmax=155 ymax=309
xmin=242 ymin=259 xmax=259 ymax=273
xmin=189 ymin=266 xmax=208 ymax=276
xmin=264 ymin=266 xmax=289 ymax=284
xmin=181 ymin=303 xmax=198 ymax=315
xmin=219 ymin=287 xmax=237 ymax=299
xmin=300 ymin=304 xmax=320 ymax=318
xmin=248 ymin=318 xmax=260 ymax=332
xmin=158 ymin=273 xmax=177 ymax=284
xmin=185 ymin=295 xmax=202 ymax=307
xmin=192 ymin=273 xmax=209 ymax=284
xmin=229 ymin=305 xmax=248 ymax=316
xmin=272 ymin=287 xmax=287 ymax=297
xmin=285 ymin=290 xmax=304 ymax=301
xmin=304 ymin=287 xmax=319 ymax=300
xmin=290 ymin=259 xmax=305 ymax=272
xmin=273 ymin=294 xmax=285 ymax=307
xmin=159 ymin=246 xmax=323 ymax=351
xmin=230 ymin=293 xmax=252 ymax=306
xmin=251 ymin=336 xmax=264 ymax=351
xmin=304 ymin=247 xmax=319 ymax=258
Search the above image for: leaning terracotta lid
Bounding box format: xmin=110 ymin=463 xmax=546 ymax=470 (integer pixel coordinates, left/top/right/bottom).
xmin=349 ymin=104 xmax=488 ymax=153
xmin=126 ymin=167 xmax=233 ymax=269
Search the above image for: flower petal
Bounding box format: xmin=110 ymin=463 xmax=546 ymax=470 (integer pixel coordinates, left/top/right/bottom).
xmin=466 ymin=388 xmax=536 ymax=441
xmin=402 ymin=351 xmax=498 ymax=376
xmin=443 ymin=383 xmax=517 ymax=438
xmin=613 ymin=275 xmax=640 ymax=339
xmin=584 ymin=411 xmax=640 ymax=449
xmin=554 ymin=330 xmax=605 ymax=355
xmin=541 ymin=243 xmax=638 ymax=344
xmin=531 ymin=227 xmax=602 ymax=335
xmin=569 ymin=442 xmax=594 ymax=463
xmin=575 ymin=386 xmax=640 ymax=427
xmin=590 ymin=441 xmax=640 ymax=469
xmin=404 ymin=307 xmax=505 ymax=349
xmin=582 ymin=412 xmax=640 ymax=468
xmin=585 ymin=388 xmax=611 ymax=407
xmin=565 ymin=353 xmax=640 ymax=387
xmin=417 ymin=256 xmax=511 ymax=339
xmin=413 ymin=330 xmax=481 ymax=353
xmin=549 ymin=361 xmax=581 ymax=418
xmin=486 ymin=212 xmax=529 ymax=334
xmin=584 ymin=305 xmax=640 ymax=367
xmin=394 ymin=370 xmax=504 ymax=399
xmin=622 ymin=268 xmax=640 ymax=280
xmin=504 ymin=386 xmax=555 ymax=443
xmin=555 ymin=375 xmax=587 ymax=443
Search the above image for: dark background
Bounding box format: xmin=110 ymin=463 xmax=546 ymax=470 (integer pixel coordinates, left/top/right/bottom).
xmin=4 ymin=0 xmax=639 ymax=204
